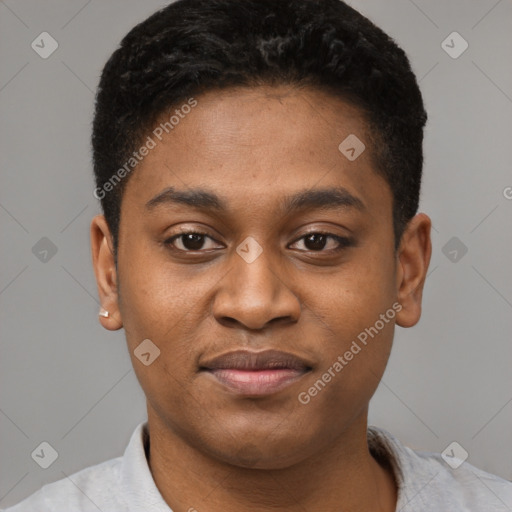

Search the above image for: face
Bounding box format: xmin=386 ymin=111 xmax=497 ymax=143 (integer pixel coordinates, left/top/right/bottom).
xmin=91 ymin=85 xmax=431 ymax=469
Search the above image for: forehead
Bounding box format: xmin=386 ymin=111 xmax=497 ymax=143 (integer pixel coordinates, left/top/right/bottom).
xmin=123 ymin=85 xmax=390 ymax=219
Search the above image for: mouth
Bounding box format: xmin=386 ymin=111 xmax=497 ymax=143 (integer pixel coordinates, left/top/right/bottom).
xmin=199 ymin=349 xmax=313 ymax=397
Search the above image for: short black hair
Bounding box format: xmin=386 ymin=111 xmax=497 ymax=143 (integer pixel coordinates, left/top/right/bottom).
xmin=92 ymin=0 xmax=427 ymax=254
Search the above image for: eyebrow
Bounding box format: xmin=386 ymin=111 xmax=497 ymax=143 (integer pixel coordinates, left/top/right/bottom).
xmin=145 ymin=186 xmax=365 ymax=214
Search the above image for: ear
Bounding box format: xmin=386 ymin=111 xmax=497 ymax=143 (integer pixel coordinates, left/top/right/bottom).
xmin=395 ymin=213 xmax=432 ymax=328
xmin=90 ymin=215 xmax=123 ymax=330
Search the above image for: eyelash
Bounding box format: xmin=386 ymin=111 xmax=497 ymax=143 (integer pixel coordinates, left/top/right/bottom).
xmin=164 ymin=230 xmax=354 ymax=254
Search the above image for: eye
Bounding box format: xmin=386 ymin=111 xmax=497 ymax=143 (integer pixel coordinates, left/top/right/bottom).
xmin=164 ymin=231 xmax=223 ymax=252
xmin=289 ymin=232 xmax=353 ymax=252
xmin=164 ymin=230 xmax=353 ymax=254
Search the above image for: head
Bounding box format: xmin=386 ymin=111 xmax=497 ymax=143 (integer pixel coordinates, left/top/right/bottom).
xmin=91 ymin=0 xmax=431 ymax=469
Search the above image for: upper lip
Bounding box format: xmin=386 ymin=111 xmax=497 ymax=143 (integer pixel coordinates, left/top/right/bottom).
xmin=200 ymin=349 xmax=313 ymax=371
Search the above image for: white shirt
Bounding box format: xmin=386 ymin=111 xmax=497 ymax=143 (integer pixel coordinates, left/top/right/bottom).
xmin=3 ymin=422 xmax=512 ymax=511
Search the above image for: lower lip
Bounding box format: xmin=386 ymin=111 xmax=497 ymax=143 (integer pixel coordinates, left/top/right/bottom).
xmin=206 ymin=368 xmax=308 ymax=396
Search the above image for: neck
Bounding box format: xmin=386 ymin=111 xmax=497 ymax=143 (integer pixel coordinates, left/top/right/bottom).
xmin=145 ymin=408 xmax=397 ymax=512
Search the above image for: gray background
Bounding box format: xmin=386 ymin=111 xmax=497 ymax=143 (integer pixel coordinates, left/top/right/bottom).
xmin=1 ymin=0 xmax=511 ymax=507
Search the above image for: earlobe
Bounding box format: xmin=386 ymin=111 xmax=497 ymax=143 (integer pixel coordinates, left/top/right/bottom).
xmin=90 ymin=215 xmax=123 ymax=331
xmin=395 ymin=213 xmax=432 ymax=328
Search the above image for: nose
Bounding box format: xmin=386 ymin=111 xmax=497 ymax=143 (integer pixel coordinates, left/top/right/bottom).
xmin=211 ymin=245 xmax=301 ymax=330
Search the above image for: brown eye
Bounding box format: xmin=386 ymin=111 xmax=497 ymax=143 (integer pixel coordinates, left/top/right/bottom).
xmin=290 ymin=233 xmax=353 ymax=252
xmin=165 ymin=232 xmax=221 ymax=252
xmin=304 ymin=233 xmax=328 ymax=251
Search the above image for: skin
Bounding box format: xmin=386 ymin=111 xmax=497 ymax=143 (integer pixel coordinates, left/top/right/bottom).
xmin=91 ymin=85 xmax=431 ymax=512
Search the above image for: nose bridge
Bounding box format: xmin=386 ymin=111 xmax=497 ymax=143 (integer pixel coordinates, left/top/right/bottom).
xmin=212 ymin=239 xmax=301 ymax=329
xmin=233 ymin=243 xmax=279 ymax=299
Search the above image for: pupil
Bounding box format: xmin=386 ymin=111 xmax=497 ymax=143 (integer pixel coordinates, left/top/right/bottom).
xmin=305 ymin=233 xmax=326 ymax=251
xmin=184 ymin=234 xmax=204 ymax=250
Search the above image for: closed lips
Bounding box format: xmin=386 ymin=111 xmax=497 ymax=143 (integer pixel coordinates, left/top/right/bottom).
xmin=200 ymin=349 xmax=313 ymax=371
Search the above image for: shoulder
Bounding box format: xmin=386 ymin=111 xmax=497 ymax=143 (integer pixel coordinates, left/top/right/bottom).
xmin=415 ymin=450 xmax=512 ymax=510
xmin=368 ymin=426 xmax=512 ymax=511
xmin=1 ymin=456 xmax=124 ymax=512
xmin=1 ymin=422 xmax=168 ymax=512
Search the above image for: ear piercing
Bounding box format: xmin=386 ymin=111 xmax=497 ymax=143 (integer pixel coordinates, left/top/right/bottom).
xmin=99 ymin=308 xmax=110 ymax=318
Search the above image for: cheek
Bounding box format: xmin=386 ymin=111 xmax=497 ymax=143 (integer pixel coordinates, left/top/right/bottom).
xmin=117 ymin=242 xmax=215 ymax=354
xmin=118 ymin=245 xmax=185 ymax=339
xmin=298 ymin=314 xmax=395 ymax=427
xmin=313 ymin=248 xmax=396 ymax=339
xmin=304 ymin=244 xmax=397 ymax=392
xmin=354 ymin=240 xmax=397 ymax=313
xmin=120 ymin=278 xmax=200 ymax=422
xmin=116 ymin=257 xmax=194 ymax=392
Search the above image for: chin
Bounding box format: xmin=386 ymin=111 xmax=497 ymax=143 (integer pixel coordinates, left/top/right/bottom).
xmin=207 ymin=435 xmax=316 ymax=470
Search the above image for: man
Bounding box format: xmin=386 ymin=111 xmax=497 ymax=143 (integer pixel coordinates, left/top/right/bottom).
xmin=5 ymin=0 xmax=511 ymax=510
